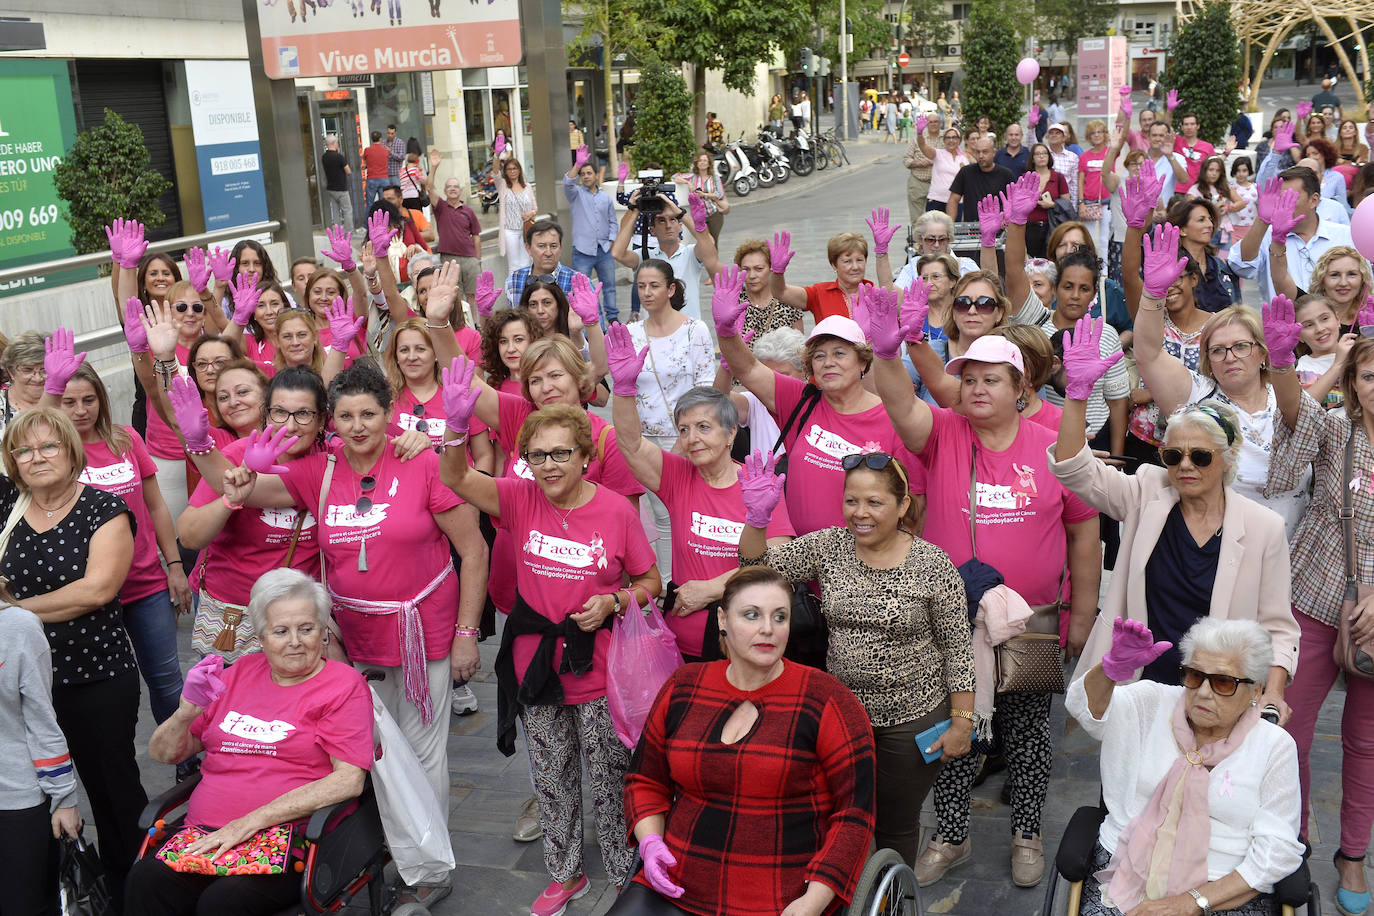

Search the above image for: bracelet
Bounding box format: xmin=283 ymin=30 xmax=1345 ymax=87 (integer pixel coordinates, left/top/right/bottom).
xmin=221 ymin=494 xmax=243 ymax=511
xmin=1139 ymin=302 xmax=1165 ymax=311
xmin=1268 ymin=364 xmax=1294 ymax=374
xmin=185 ymin=441 xmax=216 ymax=457
xmin=454 ymin=625 xmax=481 ymax=638
xmin=425 ymin=322 xmax=450 ymax=330
xmin=949 ymin=708 xmax=975 ymax=721
xmin=166 ymin=559 xmax=184 ymax=567
xmin=443 ymin=433 xmax=470 ymax=447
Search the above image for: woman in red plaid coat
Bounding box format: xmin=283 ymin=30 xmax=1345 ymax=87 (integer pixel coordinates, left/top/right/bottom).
xmin=614 ymin=567 xmax=877 ymax=916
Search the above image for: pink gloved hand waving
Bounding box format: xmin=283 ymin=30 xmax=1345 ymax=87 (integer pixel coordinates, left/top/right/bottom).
xmin=900 ymin=278 xmax=932 ymax=344
xmin=1359 ymin=295 xmax=1374 ymax=337
xmin=1062 ymin=317 xmax=1123 ymax=401
xmin=858 ymin=285 xmax=905 ymax=360
xmin=43 ymin=328 xmax=87 ymax=396
xmin=367 ymin=209 xmax=396 ymax=255
xmin=1296 ymin=101 xmax=1313 ymax=122
xmin=326 ymin=297 xmax=365 ymax=349
xmin=106 ymin=219 xmax=147 ymax=270
xmin=739 ymin=449 xmax=785 ymax=529
xmin=1002 ymin=171 xmax=1041 ymax=225
xmin=1118 ymin=85 xmax=1133 ymax=121
xmin=568 ymin=273 xmax=602 ymax=326
xmin=605 ymin=322 xmax=649 ymax=397
xmin=1100 ymin=617 xmax=1172 ymax=682
xmin=866 ymin=207 xmax=901 ymax=256
xmin=1267 ymin=189 xmax=1302 ymax=239
xmin=184 ymin=246 xmax=212 ymax=293
xmin=441 ymin=356 xmax=481 ymax=435
xmin=229 ymin=271 xmax=262 ymax=327
xmin=639 ymin=834 xmax=684 ymax=899
xmin=573 ymin=144 xmax=590 ymax=172
xmin=1254 ymin=176 xmax=1285 ymax=227
xmin=1262 ymin=294 xmax=1302 ymax=367
xmin=322 ymin=224 xmax=356 ymax=273
xmin=1141 ymin=223 xmax=1188 ymax=299
xmin=915 ymin=114 xmax=929 ymax=136
xmin=1119 ymin=172 xmax=1157 ymax=229
xmin=617 ymin=161 xmax=629 ymax=184
xmin=170 ymin=376 xmax=213 ymax=453
xmin=1166 ymin=89 xmax=1180 ymax=112
xmin=242 ymin=425 xmax=298 ymax=475
xmin=977 ymin=195 xmax=1005 ymax=248
xmin=1272 ymin=121 xmax=1297 ymax=154
xmin=182 ymin=655 xmax=226 ymax=709
xmin=206 ymin=246 xmax=236 ymax=287
xmin=688 ymin=193 xmax=710 ymax=234
xmin=124 ymin=296 xmax=150 ymax=354
xmin=711 ymin=265 xmax=748 ymax=338
xmin=474 ymin=270 xmax=500 ymax=317
xmin=1027 ymin=105 xmax=1041 ymax=128
xmin=767 ymin=231 xmax=794 ymax=274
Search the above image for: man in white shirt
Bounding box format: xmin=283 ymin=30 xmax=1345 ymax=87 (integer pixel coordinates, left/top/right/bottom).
xmin=611 ymin=192 xmax=722 ymax=323
xmin=1045 ymin=123 xmax=1080 ymax=205
xmin=1296 ymin=156 xmax=1351 ymax=226
xmin=1144 ymin=121 xmax=1189 ymax=206
xmin=1230 ymin=165 xmax=1355 ymax=302
xmin=893 ymin=211 xmax=978 ymax=288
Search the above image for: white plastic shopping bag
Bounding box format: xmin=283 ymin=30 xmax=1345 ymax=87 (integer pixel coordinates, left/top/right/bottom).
xmin=370 ymin=686 xmax=455 ymax=887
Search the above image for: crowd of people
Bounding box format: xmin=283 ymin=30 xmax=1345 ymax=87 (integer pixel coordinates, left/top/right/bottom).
xmin=1 ymin=89 xmax=1372 ymax=916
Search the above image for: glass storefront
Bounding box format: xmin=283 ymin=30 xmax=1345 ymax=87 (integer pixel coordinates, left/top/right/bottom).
xmin=366 ymin=73 xmax=427 ymax=152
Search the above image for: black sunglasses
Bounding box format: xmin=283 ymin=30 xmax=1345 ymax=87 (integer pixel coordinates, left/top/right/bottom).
xmin=411 ymin=402 xmax=429 ymax=434
xmin=355 ymin=475 xmax=376 ymax=514
xmin=1180 ymin=665 xmax=1254 ymax=697
xmin=841 ymin=452 xmax=909 ymax=488
xmin=1159 ymin=447 xmax=1221 ymax=468
xmin=175 ymin=302 xmax=205 ymax=314
xmin=953 ymin=295 xmax=999 ymax=314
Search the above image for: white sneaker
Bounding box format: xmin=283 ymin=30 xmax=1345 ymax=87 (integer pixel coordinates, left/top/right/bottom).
xmin=451 ymin=683 xmax=478 ymax=716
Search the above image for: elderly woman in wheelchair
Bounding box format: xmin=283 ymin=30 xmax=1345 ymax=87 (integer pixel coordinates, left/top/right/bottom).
xmin=125 ymin=569 xmax=375 ymax=916
xmin=1063 ymin=617 xmax=1305 ymax=916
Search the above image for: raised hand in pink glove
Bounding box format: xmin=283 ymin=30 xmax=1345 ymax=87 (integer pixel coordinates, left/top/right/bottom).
xmin=1001 ymin=171 xmax=1041 ymax=225
xmin=687 ymin=193 xmax=709 ymax=234
xmin=573 ymin=144 xmax=590 ymax=172
xmin=568 ymin=273 xmax=602 ymax=327
xmin=322 ymin=224 xmax=356 ymax=273
xmin=367 ymin=208 xmax=396 ymax=255
xmin=326 ymin=296 xmax=365 ymax=349
xmin=915 ymin=114 xmax=929 ymax=136
xmin=1166 ymin=89 xmax=1180 ymax=112
xmin=206 ymin=246 xmax=236 ymax=286
xmin=977 ymin=195 xmax=1005 ymax=248
xmin=124 ymin=296 xmax=150 ymax=354
xmin=242 ymin=425 xmax=298 ymax=475
xmin=639 ymin=834 xmax=684 ymax=899
xmin=494 ymin=134 xmax=507 ymax=157
xmin=617 ymin=161 xmax=629 ymax=184
xmin=184 ymin=246 xmax=212 ymax=293
xmin=1119 ymin=172 xmax=1157 ymax=229
xmin=1359 ymin=295 xmax=1374 ymax=337
xmin=474 ymin=270 xmax=500 ymax=317
xmin=108 ymin=219 xmax=147 ymax=270
xmin=859 ymin=285 xmax=905 ymax=360
xmin=739 ymin=449 xmax=785 ymax=529
xmin=170 ymin=376 xmax=213 ymax=453
xmin=1254 ymin=176 xmax=1284 ymax=227
xmin=767 ymin=231 xmax=794 ymax=273
xmin=229 ymin=271 xmax=262 ymax=327
xmin=719 ymin=327 xmax=756 ymax=373
xmin=1296 ymin=101 xmax=1313 ymax=122
xmin=866 ymin=206 xmax=901 ymax=255
xmin=1100 ymin=617 xmax=1172 ymax=682
xmin=104 ymin=219 xmax=129 ymax=267
xmin=1272 ymin=121 xmax=1297 ymax=154
xmin=1120 ymin=94 xmax=1133 ymax=121
xmin=1141 ymin=223 xmax=1188 ymax=299
xmin=440 ymin=356 xmax=481 ymax=434
xmin=605 ymin=322 xmax=649 ymax=396
xmin=711 ymin=265 xmax=748 ymax=338
xmin=182 ymin=655 xmax=226 ymax=709
xmin=1027 ymin=105 xmax=1041 ymax=128
xmin=43 ymin=328 xmax=87 ymax=396
xmin=900 ymin=278 xmax=932 ymax=344
xmin=1268 ymin=189 xmax=1302 ymax=239
xmin=1062 ymin=317 xmax=1123 ymax=401
xmin=1262 ymin=294 xmax=1302 ymax=367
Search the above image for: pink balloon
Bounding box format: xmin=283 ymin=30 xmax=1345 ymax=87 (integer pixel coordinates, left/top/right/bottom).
xmin=1016 ymin=58 xmax=1040 ymax=85
xmin=1354 ymin=196 xmax=1374 ymax=262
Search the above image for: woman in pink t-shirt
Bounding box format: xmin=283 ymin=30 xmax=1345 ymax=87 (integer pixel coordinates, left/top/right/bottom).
xmin=871 ymin=305 xmax=1101 ymax=888
xmin=1076 ymin=120 xmax=1117 ymax=253
xmin=221 ymin=278 xmax=289 ymax=373
xmin=384 ymin=316 xmax=495 ymax=472
xmin=440 ymin=399 xmax=659 ymax=913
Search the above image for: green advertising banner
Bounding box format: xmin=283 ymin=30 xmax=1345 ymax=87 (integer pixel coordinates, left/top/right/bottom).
xmin=0 ymin=60 xmax=95 ymax=298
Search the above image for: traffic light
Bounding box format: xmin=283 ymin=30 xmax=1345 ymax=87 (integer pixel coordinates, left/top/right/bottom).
xmin=801 ymin=47 xmax=814 ymax=75
xmin=819 ymin=56 xmax=831 ymax=77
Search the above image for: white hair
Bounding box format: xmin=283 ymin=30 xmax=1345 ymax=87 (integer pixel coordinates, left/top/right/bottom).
xmin=752 ymin=327 xmax=805 ymax=373
xmin=1178 ymin=618 xmax=1273 ymax=685
xmin=246 ymin=568 xmax=332 ymax=636
xmin=325 ymin=133 xmax=339 ymax=148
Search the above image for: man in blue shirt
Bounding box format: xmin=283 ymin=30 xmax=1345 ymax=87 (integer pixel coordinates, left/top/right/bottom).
xmin=503 ymin=219 xmax=581 ymax=307
xmin=563 ymin=145 xmax=619 ymax=327
xmin=995 ymin=122 xmax=1030 ymax=178
xmin=1230 ymin=165 xmax=1354 ymax=303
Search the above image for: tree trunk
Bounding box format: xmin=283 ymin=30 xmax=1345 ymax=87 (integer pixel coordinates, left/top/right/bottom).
xmin=1248 ymin=22 xmax=1294 ymax=113
xmin=1344 ymin=15 xmax=1371 ymax=121
xmin=602 ymin=12 xmax=619 ymax=180
xmin=693 ymin=64 xmax=708 ymax=147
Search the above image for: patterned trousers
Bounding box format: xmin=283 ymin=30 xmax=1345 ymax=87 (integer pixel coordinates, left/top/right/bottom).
xmin=931 ymin=691 xmax=1054 ymax=842
xmin=521 ymin=697 xmax=635 ymax=884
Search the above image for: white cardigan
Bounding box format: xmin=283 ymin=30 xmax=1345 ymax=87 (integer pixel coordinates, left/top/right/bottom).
xmin=1065 ymin=678 xmax=1304 ymax=892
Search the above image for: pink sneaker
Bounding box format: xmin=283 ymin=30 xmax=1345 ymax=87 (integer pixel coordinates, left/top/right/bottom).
xmin=531 ymin=875 xmax=589 ymax=916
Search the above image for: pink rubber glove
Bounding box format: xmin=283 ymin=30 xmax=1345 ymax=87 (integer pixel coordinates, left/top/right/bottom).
xmin=326 ymin=297 xmax=365 ymax=349
xmin=617 ymin=161 xmax=629 ymax=184
xmin=1262 ymin=294 xmax=1302 ymax=367
xmin=1359 ymin=296 xmax=1374 ymax=337
xmin=474 ymin=270 xmax=500 ymax=317
xmin=170 ymin=376 xmax=213 ymax=453
xmin=184 ymin=246 xmax=212 ymax=293
xmin=900 ymin=278 xmax=931 ymax=344
xmin=1062 ymin=317 xmax=1123 ymax=401
xmin=688 ymin=193 xmax=709 ymax=234
xmin=1119 ymin=172 xmax=1156 ymax=229
xmin=767 ymin=231 xmax=794 ymax=273
xmin=494 ymin=134 xmax=507 ymax=157
xmin=605 ymin=322 xmax=649 ymax=397
xmin=322 ymin=224 xmax=356 ymax=273
xmin=367 ymin=209 xmax=396 ymax=255
xmin=573 ymin=144 xmax=590 ymax=172
xmin=1166 ymin=89 xmax=1180 ymax=112
xmin=1272 ymin=121 xmax=1297 ymax=154
xmin=739 ymin=449 xmax=785 ymax=529
xmin=1268 ymin=189 xmax=1302 ymax=239
xmin=1100 ymin=617 xmax=1172 ymax=682
xmin=1001 ymin=171 xmax=1041 ymax=225
xmin=1119 ymin=85 xmax=1133 ymax=121
xmin=1141 ymin=223 xmax=1188 ymax=299
xmin=1296 ymin=101 xmax=1313 ymax=122
xmin=104 ymin=219 xmax=128 ymax=267
xmin=182 ymin=655 xmax=226 ymax=709
xmin=1254 ymin=176 xmax=1284 ymax=227
xmin=568 ymin=273 xmax=602 ymax=326
xmin=915 ymin=114 xmax=929 ymax=136
xmin=639 ymin=834 xmax=684 ymax=899
xmin=1027 ymin=106 xmax=1041 ymax=128
xmin=710 ymin=266 xmax=748 ymax=338
xmin=866 ymin=206 xmax=901 ymax=255
xmin=124 ymin=296 xmax=150 ymax=354
xmin=860 ymin=285 xmax=905 ymax=360
xmin=441 ymin=356 xmax=481 ymax=435
xmin=108 ymin=219 xmax=147 ymax=270
xmin=43 ymin=328 xmax=87 ymax=396
xmin=229 ymin=271 xmax=262 ymax=327
xmin=977 ymin=195 xmax=1005 ymax=248
xmin=850 ymin=283 xmax=876 ymax=344
xmin=242 ymin=425 xmax=298 ymax=475
xmin=206 ymin=246 xmax=236 ymax=286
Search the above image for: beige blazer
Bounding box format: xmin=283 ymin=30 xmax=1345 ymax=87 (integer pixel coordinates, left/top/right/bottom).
xmin=1049 ymin=443 xmax=1300 ymax=681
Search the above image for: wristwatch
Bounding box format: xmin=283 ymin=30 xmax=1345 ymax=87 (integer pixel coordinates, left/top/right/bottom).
xmin=1188 ymin=888 xmax=1212 ymax=916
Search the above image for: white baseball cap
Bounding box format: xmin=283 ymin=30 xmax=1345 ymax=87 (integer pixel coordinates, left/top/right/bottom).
xmin=945 ymin=335 xmax=1025 ymax=376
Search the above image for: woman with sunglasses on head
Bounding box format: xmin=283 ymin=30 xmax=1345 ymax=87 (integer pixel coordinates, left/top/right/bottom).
xmin=737 ymin=448 xmax=973 ymax=871
xmin=867 ymin=284 xmax=1101 ymax=888
xmin=1167 ymin=196 xmax=1235 ymax=313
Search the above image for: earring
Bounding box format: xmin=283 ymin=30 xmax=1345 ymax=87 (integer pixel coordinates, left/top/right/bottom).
xmin=583 ymin=464 xmax=589 ymax=472
xmin=1016 ymin=397 xmax=1027 ymax=411
xmin=719 ymin=628 xmax=727 ymax=636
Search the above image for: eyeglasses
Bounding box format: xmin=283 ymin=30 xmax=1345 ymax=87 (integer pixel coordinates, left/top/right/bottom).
xmin=267 ymin=406 xmax=319 ymax=425
xmin=410 ymin=402 xmax=429 ymax=434
xmin=841 ymin=452 xmax=910 ymax=489
xmin=1180 ymin=665 xmax=1254 ymax=697
xmin=174 ymin=302 xmax=205 ymax=314
xmin=523 ymin=447 xmax=575 ymax=466
xmin=12 ymin=365 xmax=45 ymax=381
xmin=355 ymin=475 xmax=376 ymax=514
xmin=921 ymin=236 xmax=950 ymax=245
xmin=953 ymin=295 xmax=1000 ymax=314
xmin=12 ymin=441 xmax=61 ymax=462
xmin=193 ymin=357 xmax=231 ymax=372
xmin=1205 ymin=341 xmax=1256 ymax=362
xmin=1159 ymin=447 xmax=1222 ymax=468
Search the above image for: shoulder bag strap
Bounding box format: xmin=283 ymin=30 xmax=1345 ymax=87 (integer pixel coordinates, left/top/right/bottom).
xmin=316 ymin=455 xmax=337 ymax=593
xmin=772 ymin=384 xmax=823 ymax=456
xmin=595 ymin=423 xmax=613 ymax=464
xmin=1344 ymin=427 xmax=1358 ymax=590
xmin=0 ymin=491 xmax=32 ymax=567
xmin=967 ymin=443 xmax=978 ymax=558
xmin=281 ymin=509 xmax=308 ymax=569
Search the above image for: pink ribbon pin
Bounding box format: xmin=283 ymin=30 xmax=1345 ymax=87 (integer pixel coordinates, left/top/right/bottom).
xmin=1218 ymin=769 xmax=1234 ymax=798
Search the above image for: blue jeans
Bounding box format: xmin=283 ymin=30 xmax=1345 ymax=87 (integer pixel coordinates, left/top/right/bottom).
xmin=123 ymin=589 xmax=185 ymax=724
xmin=365 ymin=177 xmax=390 ymax=211
xmin=572 ymin=248 xmax=619 ymax=328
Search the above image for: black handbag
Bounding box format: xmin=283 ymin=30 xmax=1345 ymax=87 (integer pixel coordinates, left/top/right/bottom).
xmin=58 ymin=832 xmax=114 ymax=916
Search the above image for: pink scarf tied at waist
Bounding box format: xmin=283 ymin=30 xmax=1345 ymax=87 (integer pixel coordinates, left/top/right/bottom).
xmin=970 ymin=585 xmax=1032 ymax=741
xmin=1097 ymin=695 xmax=1261 ymax=911
xmin=330 ymin=562 xmax=454 ymax=725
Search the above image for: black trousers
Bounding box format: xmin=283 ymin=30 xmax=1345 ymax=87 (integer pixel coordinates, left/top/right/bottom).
xmin=124 ymin=855 xmax=299 ymax=916
xmin=0 ymin=800 xmax=58 ymax=916
xmin=52 ymin=670 xmax=147 ymax=910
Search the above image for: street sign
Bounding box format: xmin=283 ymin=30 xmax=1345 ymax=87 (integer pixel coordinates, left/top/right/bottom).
xmin=1078 ymin=37 xmax=1129 ymax=118
xmin=186 ymin=60 xmax=270 ymax=231
xmin=898 ymin=52 xmax=910 ymax=68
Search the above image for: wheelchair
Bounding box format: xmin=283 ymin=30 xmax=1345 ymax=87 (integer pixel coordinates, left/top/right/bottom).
xmin=842 ymin=847 xmax=924 ymax=916
xmin=136 ymin=773 xmax=430 ymax=916
xmin=1042 ymin=805 xmax=1321 ymax=916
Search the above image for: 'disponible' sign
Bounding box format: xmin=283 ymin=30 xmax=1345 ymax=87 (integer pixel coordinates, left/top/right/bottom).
xmin=256 ymin=0 xmax=523 ymax=79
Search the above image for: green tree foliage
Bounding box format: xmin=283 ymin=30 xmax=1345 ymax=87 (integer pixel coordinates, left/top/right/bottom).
xmin=961 ymin=0 xmax=1023 ymax=132
xmin=899 ymin=0 xmax=953 ymax=59
xmin=636 ymin=0 xmax=808 ymax=95
xmin=630 ymin=57 xmax=696 ymax=175
xmin=52 ymin=108 xmax=170 ymax=255
xmin=1035 ymin=0 xmax=1117 ymax=80
xmin=1161 ymin=2 xmax=1241 ymax=145
xmin=817 ymin=0 xmax=889 ymax=62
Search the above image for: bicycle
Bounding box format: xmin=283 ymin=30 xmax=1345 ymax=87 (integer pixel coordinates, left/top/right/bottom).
xmin=820 ymin=128 xmax=850 ymax=167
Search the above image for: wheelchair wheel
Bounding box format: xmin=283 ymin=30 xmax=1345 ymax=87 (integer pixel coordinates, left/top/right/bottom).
xmin=845 ymin=848 xmax=922 ymax=916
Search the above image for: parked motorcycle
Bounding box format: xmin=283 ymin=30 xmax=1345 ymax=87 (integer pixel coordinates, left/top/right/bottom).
xmin=736 ymin=136 xmax=776 ymax=188
xmin=709 ymin=139 xmax=758 ymax=197
xmin=757 ymin=128 xmax=792 ymax=184
xmin=778 ymin=128 xmax=815 ymax=177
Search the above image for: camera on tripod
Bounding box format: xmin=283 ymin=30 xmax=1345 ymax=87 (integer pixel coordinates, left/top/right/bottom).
xmin=634 ymin=169 xmax=673 ymax=215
